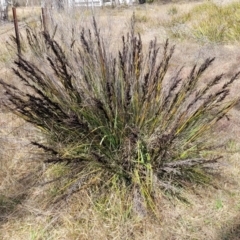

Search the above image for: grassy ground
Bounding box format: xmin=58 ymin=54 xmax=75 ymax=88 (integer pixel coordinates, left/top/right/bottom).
xmin=1 ymin=1 xmax=240 ymax=239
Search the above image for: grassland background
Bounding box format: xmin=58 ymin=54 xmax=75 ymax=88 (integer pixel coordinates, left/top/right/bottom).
xmin=1 ymin=1 xmax=240 ymax=239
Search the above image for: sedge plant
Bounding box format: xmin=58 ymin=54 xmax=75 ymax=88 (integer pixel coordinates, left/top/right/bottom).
xmin=0 ymin=15 xmax=239 ymax=214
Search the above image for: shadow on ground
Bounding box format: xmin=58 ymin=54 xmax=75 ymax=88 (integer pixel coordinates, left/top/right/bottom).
xmin=219 ymin=216 xmax=240 ymax=240
xmin=0 ymin=194 xmax=27 ymax=223
xmin=0 ymin=165 xmax=43 ymax=226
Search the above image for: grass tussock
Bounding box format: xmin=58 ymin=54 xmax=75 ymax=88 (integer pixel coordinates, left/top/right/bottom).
xmin=0 ymin=14 xmax=239 ymax=215
xmin=168 ymin=1 xmax=240 ymax=43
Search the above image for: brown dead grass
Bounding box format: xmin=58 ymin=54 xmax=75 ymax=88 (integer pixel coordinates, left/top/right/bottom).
xmin=7 ymin=6 xmax=41 ymax=22
xmin=1 ymin=2 xmax=240 ymax=239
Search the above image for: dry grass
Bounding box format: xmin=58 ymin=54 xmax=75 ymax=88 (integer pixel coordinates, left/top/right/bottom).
xmin=1 ymin=1 xmax=240 ymax=239
xmin=7 ymin=6 xmax=41 ymax=22
xmin=166 ymin=1 xmax=240 ymax=43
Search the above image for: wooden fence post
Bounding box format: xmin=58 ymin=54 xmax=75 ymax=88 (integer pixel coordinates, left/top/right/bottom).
xmin=12 ymin=7 xmax=21 ymax=56
xmin=41 ymin=7 xmax=48 ymax=33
